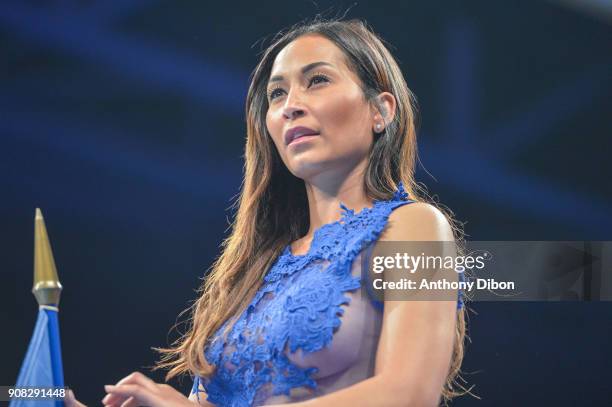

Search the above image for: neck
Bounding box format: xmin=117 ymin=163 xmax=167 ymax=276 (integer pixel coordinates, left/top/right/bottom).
xmin=301 ymin=159 xmax=373 ymax=238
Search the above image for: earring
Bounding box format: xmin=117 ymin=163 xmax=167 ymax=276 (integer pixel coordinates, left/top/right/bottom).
xmin=375 ymin=123 xmax=384 ymax=133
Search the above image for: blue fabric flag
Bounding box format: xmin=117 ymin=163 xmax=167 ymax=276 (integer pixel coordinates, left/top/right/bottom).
xmin=10 ymin=308 xmax=65 ymax=407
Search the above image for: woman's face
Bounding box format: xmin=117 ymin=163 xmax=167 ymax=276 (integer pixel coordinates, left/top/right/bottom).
xmin=265 ymin=34 xmax=376 ymax=182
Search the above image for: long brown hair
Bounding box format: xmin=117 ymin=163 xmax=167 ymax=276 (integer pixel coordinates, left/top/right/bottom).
xmin=154 ymin=16 xmax=472 ymax=404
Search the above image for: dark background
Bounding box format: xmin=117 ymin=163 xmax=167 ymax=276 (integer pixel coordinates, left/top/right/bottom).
xmin=2 ymin=0 xmax=611 ymax=405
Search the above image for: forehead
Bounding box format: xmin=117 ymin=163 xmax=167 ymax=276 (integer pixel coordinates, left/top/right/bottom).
xmin=270 ymin=34 xmax=347 ymax=75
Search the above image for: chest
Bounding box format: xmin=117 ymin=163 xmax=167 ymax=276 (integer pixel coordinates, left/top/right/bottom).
xmin=242 ymin=253 xmax=382 ymax=379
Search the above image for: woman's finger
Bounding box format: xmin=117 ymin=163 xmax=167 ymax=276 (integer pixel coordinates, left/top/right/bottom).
xmin=104 ymin=384 xmax=155 ymax=406
xmin=103 ymin=397 xmax=130 ymax=407
xmin=102 ymin=385 xmax=138 ymax=407
xmin=103 ymin=372 xmax=157 ymax=405
xmin=118 ymin=396 xmax=137 ymax=407
xmin=64 ymin=389 xmax=76 ymax=407
xmin=102 ymin=390 xmax=129 ymax=406
xmin=116 ymin=371 xmax=158 ymax=390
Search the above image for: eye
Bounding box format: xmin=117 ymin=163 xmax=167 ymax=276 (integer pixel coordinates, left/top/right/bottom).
xmin=308 ymin=73 xmax=330 ymax=86
xmin=268 ymin=87 xmax=284 ymax=101
xmin=267 ymin=73 xmax=331 ymax=101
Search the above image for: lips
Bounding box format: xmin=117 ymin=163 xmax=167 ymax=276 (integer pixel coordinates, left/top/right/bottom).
xmin=284 ymin=126 xmax=319 ymax=145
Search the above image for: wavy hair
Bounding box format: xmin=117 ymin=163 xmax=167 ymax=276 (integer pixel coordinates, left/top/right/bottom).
xmin=154 ymin=16 xmax=473 ymax=405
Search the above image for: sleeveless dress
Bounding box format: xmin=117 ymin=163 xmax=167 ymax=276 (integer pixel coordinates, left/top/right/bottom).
xmin=191 ymin=183 xmax=464 ymax=406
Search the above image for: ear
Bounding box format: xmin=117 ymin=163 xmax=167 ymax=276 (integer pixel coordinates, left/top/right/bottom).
xmin=372 ymin=92 xmax=397 ymax=127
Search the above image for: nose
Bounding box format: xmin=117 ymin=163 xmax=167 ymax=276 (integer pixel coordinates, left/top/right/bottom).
xmin=282 ymin=89 xmax=306 ymax=120
xmin=283 ymin=106 xmax=305 ymax=120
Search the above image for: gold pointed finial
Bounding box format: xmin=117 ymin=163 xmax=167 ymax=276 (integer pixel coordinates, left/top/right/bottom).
xmin=33 ymin=208 xmax=62 ymax=307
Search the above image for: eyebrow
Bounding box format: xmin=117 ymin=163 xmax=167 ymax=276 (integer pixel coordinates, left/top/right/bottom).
xmin=268 ymin=61 xmax=334 ymax=84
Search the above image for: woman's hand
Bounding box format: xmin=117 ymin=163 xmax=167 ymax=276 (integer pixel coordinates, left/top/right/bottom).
xmin=102 ymin=371 xmax=195 ymax=407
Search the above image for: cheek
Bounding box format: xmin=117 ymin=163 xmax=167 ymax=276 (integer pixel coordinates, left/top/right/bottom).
xmin=327 ymin=99 xmax=355 ymax=123
xmin=265 ymin=110 xmax=273 ymax=135
xmin=319 ymin=92 xmax=371 ymax=143
xmin=265 ymin=110 xmax=283 ymax=147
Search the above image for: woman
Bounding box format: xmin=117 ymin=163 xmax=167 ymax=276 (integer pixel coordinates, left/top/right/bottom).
xmin=68 ymin=17 xmax=469 ymax=407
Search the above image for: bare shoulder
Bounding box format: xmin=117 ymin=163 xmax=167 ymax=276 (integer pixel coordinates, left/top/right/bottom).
xmin=380 ymin=201 xmax=454 ymax=242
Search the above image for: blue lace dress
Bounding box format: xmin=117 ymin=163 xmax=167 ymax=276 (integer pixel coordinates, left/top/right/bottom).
xmin=191 ymin=183 xmax=464 ymax=406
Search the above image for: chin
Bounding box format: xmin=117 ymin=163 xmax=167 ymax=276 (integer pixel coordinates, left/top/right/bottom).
xmin=287 ymin=160 xmax=326 ymax=181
